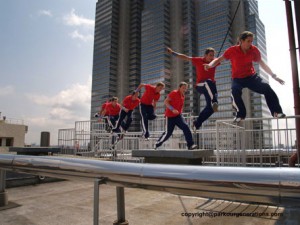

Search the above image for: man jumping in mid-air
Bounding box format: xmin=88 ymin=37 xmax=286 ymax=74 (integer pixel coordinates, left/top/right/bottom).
xmin=136 ymin=82 xmax=165 ymax=140
xmin=167 ymin=47 xmax=220 ymax=131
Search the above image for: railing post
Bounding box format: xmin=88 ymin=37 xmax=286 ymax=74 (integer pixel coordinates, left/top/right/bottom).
xmin=114 ymin=186 xmax=128 ymax=225
xmin=93 ymin=179 xmax=100 ymax=225
xmin=94 ymin=178 xmax=106 ymax=225
xmin=216 ymin=121 xmax=220 ymax=166
xmin=0 ymin=170 xmax=8 ymax=207
xmin=241 ymin=125 xmax=246 ymax=167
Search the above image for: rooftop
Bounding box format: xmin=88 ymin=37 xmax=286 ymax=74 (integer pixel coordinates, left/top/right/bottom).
xmin=0 ymin=179 xmax=298 ymax=225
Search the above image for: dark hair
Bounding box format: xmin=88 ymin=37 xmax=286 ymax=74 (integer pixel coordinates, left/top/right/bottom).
xmin=204 ymin=47 xmax=216 ymax=55
xmin=131 ymin=90 xmax=137 ymax=95
xmin=179 ymin=82 xmax=188 ymax=88
xmin=111 ymin=97 xmax=118 ymax=101
xmin=237 ymin=31 xmax=254 ymax=44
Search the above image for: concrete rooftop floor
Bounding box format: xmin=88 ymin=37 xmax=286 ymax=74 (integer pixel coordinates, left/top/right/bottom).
xmin=0 ymin=180 xmax=299 ymax=225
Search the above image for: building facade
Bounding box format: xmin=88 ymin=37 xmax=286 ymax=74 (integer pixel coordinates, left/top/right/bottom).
xmin=91 ymin=0 xmax=272 ymax=141
xmin=0 ymin=118 xmax=28 ymax=153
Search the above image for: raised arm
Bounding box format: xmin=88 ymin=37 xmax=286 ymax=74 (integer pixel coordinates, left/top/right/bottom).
xmin=135 ymin=83 xmax=145 ymax=92
xmin=166 ymin=47 xmax=192 ymax=61
xmin=204 ymin=55 xmax=225 ymax=70
xmin=258 ymin=59 xmax=285 ymax=85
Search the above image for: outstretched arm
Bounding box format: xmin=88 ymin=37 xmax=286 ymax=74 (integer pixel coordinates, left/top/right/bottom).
xmin=259 ymin=60 xmax=285 ymax=85
xmin=204 ymin=56 xmax=225 ymax=70
xmin=166 ymin=47 xmax=192 ymax=61
xmin=135 ymin=83 xmax=145 ymax=92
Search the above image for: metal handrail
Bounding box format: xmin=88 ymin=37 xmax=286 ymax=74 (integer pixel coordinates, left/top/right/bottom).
xmin=1 ymin=154 xmax=300 ymax=206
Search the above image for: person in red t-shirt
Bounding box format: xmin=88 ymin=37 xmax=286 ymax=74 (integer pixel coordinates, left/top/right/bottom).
xmin=100 ymin=97 xmax=121 ymax=131
xmin=112 ymin=91 xmax=140 ymax=138
xmin=100 ymin=101 xmax=110 ymax=116
xmin=95 ymin=98 xmax=111 ymax=118
xmin=167 ymin=47 xmax=219 ymax=130
xmin=94 ymin=98 xmax=112 ymax=132
xmin=136 ymin=82 xmax=165 ymax=139
xmin=205 ymin=31 xmax=285 ymax=122
xmin=155 ymin=82 xmax=198 ymax=150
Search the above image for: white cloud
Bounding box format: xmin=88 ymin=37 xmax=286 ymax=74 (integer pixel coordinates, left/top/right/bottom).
xmin=38 ymin=10 xmax=53 ymax=17
xmin=25 ymin=116 xmax=73 ymax=146
xmin=24 ymin=78 xmax=91 ymax=145
xmin=0 ymin=85 xmax=14 ymax=97
xmin=63 ymin=9 xmax=94 ymax=28
xmin=27 ymin=79 xmax=91 ymax=121
xmin=63 ymin=9 xmax=94 ymax=43
xmin=69 ymin=30 xmax=93 ymax=42
xmin=27 ymin=79 xmax=91 ymax=111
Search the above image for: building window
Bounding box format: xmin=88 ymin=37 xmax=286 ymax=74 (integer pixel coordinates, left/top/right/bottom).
xmin=6 ymin=138 xmax=13 ymax=147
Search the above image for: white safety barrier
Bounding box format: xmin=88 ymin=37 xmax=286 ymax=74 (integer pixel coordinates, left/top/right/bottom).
xmin=58 ymin=115 xmax=300 ymax=167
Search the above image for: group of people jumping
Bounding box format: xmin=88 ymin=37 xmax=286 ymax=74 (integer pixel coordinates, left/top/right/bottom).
xmin=96 ymin=31 xmax=285 ymax=151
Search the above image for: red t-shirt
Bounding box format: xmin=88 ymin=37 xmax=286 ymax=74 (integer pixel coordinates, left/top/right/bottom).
xmin=223 ymin=45 xmax=261 ymax=78
xmin=140 ymin=84 xmax=161 ymax=105
xmin=122 ymin=95 xmax=140 ymax=110
xmin=105 ymin=103 xmax=121 ymax=116
xmin=101 ymin=102 xmax=109 ymax=116
xmin=192 ymin=57 xmax=218 ymax=83
xmin=165 ymin=90 xmax=184 ymax=118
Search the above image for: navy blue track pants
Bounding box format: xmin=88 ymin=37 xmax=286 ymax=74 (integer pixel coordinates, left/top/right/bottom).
xmin=156 ymin=115 xmax=194 ymax=148
xmin=140 ymin=103 xmax=157 ymax=138
xmin=194 ymin=79 xmax=218 ymax=129
xmin=231 ymin=74 xmax=283 ymax=118
xmin=114 ymin=110 xmax=133 ymax=132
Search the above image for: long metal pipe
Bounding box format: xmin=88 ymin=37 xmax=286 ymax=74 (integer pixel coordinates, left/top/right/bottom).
xmin=1 ymin=154 xmax=300 ymax=206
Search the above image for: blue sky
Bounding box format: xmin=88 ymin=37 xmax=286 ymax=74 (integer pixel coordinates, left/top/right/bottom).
xmin=0 ymin=0 xmax=97 ymax=144
xmin=0 ymin=0 xmax=296 ymax=145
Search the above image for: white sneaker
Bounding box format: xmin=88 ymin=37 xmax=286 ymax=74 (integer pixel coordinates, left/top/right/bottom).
xmin=188 ymin=144 xmax=198 ymax=150
xmin=192 ymin=121 xmax=197 ymax=133
xmin=119 ymin=134 xmax=124 ymax=140
xmin=274 ymin=112 xmax=286 ymax=118
xmin=233 ymin=117 xmax=242 ymax=123
xmin=212 ymin=102 xmax=218 ymax=112
xmin=141 ymin=133 xmax=150 ymax=141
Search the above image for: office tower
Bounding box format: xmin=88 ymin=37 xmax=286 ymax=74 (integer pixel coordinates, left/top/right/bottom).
xmin=91 ymin=0 xmax=271 ymax=142
xmin=140 ymin=0 xmax=169 ymax=115
xmin=195 ymin=0 xmax=272 ymax=148
xmin=244 ymin=0 xmax=273 ymax=148
xmin=195 ymin=0 xmax=269 ymax=121
xmin=91 ymin=0 xmax=142 ymax=130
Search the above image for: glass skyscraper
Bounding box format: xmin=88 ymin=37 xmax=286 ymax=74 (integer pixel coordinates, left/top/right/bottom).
xmin=91 ymin=0 xmax=143 ymax=129
xmin=91 ymin=0 xmax=271 ymax=139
